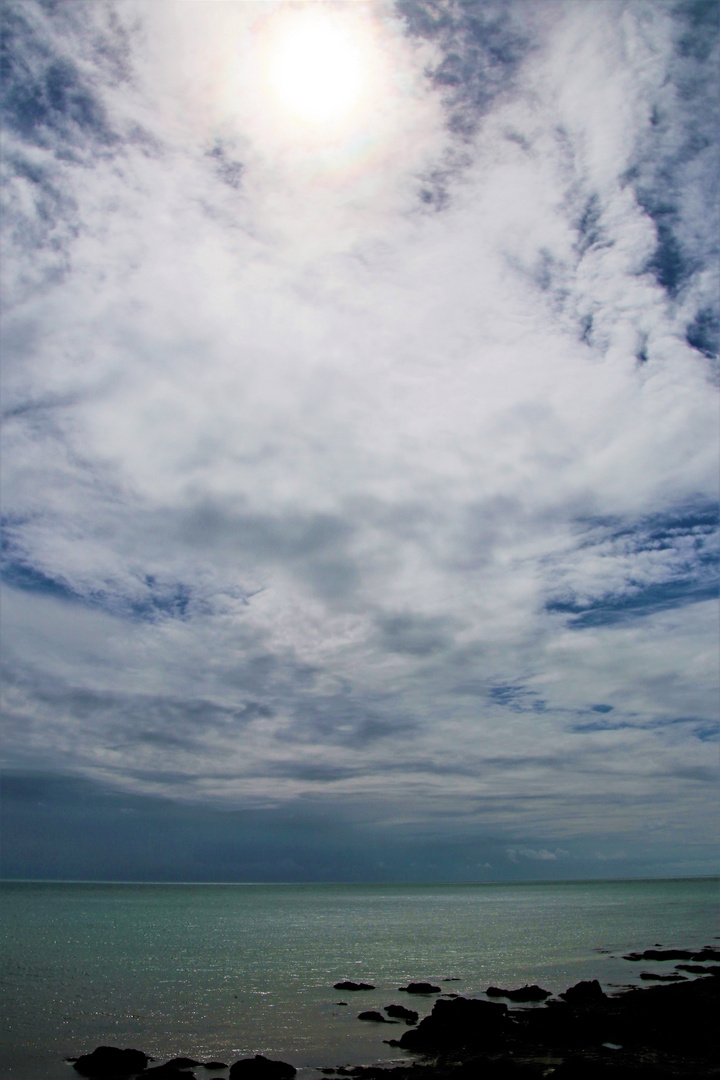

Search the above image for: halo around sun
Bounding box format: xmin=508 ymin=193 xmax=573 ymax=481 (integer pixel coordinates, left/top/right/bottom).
xmin=266 ymin=9 xmax=366 ymax=127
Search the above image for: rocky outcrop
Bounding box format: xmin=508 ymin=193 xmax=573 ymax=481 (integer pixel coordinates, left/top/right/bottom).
xmin=72 ymin=1046 xmax=150 ymax=1077
xmin=485 ymin=984 xmax=551 ymax=1002
xmin=384 ymin=1004 xmax=418 ymax=1023
xmin=333 ymin=981 xmax=375 ymax=991
xmin=559 ymin=979 xmax=606 ymax=1004
xmin=398 ymin=982 xmax=441 ymax=994
xmin=345 ymin=971 xmax=719 ymax=1080
xmin=397 ymin=995 xmax=508 ymax=1050
xmin=229 ymin=1055 xmax=296 ymax=1080
xmin=357 ymin=1010 xmax=396 ymax=1023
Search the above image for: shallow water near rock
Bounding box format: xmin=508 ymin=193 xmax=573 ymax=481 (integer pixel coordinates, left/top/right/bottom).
xmin=1 ymin=878 xmax=717 ymax=1079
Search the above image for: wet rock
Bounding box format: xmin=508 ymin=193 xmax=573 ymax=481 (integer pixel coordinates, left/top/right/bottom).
xmin=333 ymin=981 xmax=375 ymax=991
xmin=72 ymin=1046 xmax=150 ymax=1077
xmin=201 ymin=1067 xmax=229 ymax=1073
xmin=397 ymin=995 xmax=508 ymax=1050
xmin=384 ymin=1004 xmax=418 ymax=1023
xmin=692 ymin=946 xmax=720 ymax=961
xmin=560 ymin=979 xmax=606 ymax=1004
xmin=229 ymin=1055 xmax=296 ymax=1080
xmin=675 ymin=963 xmax=720 ymax=974
xmin=398 ymin=982 xmax=441 ymax=994
xmin=622 ymin=947 xmax=720 ymax=963
xmin=358 ymin=1010 xmax=396 ymax=1023
xmin=485 ymin=984 xmax=551 ymax=1002
xmin=639 ymin=972 xmax=685 ymax=981
xmin=164 ymin=1061 xmax=201 ymax=1070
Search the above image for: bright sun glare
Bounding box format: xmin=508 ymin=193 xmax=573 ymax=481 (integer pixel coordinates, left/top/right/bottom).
xmin=266 ymin=10 xmax=366 ymax=127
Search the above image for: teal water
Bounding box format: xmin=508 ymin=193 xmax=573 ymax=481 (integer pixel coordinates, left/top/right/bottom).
xmin=1 ymin=879 xmax=717 ymax=1079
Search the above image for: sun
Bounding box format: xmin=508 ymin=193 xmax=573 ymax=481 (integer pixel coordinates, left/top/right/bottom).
xmin=265 ymin=8 xmax=367 ymax=128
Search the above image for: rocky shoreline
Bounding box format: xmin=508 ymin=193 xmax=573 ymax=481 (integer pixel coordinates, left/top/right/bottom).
xmin=67 ymin=946 xmax=719 ymax=1080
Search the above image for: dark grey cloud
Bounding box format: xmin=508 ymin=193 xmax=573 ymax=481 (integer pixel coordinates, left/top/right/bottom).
xmin=4 ymin=769 xmax=716 ymax=882
xmin=376 ymin=611 xmax=453 ymax=656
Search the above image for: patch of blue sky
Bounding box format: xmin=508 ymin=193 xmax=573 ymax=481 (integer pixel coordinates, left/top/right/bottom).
xmin=489 ymin=685 xmax=548 ymax=712
xmin=547 ymin=578 xmax=718 ymax=628
xmin=572 ymin=715 xmax=719 ymax=743
xmin=546 ymin=501 xmax=718 ymax=627
xmin=0 ymin=547 xmax=197 ymax=623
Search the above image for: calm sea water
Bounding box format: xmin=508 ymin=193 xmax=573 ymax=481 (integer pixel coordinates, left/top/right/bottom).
xmin=1 ymin=879 xmax=717 ymax=1079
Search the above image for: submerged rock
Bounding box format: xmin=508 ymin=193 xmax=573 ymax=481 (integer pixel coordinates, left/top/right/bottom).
xmin=398 ymin=982 xmax=441 ymax=994
xmin=201 ymin=1067 xmax=229 ymax=1072
xmin=384 ymin=1004 xmax=418 ymax=1023
xmin=486 ymin=984 xmax=551 ymax=1002
xmin=229 ymin=1055 xmax=296 ymax=1080
xmin=640 ymin=972 xmax=686 ymax=981
xmin=357 ymin=1010 xmax=396 ymax=1023
xmin=73 ymin=1046 xmax=149 ymax=1077
xmin=623 ymin=947 xmax=719 ymax=963
xmin=143 ymin=1066 xmax=197 ymax=1079
xmin=333 ymin=981 xmax=375 ymax=991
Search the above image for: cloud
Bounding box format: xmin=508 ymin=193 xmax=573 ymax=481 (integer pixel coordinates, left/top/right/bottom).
xmin=1 ymin=0 xmax=718 ymax=878
xmin=506 ymin=847 xmax=570 ymax=863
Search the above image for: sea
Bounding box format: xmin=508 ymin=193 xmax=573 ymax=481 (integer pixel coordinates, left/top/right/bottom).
xmin=1 ymin=878 xmax=717 ymax=1079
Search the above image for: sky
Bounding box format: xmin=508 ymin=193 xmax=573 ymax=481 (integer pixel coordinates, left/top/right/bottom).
xmin=1 ymin=0 xmax=718 ymax=883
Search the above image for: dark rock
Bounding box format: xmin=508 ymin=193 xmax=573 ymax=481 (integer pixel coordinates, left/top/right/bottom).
xmin=675 ymin=963 xmax=720 ymax=974
xmin=384 ymin=1004 xmax=418 ymax=1023
xmin=513 ymin=1001 xmax=608 ymax=1048
xmin=624 ymin=948 xmax=695 ymax=962
xmin=485 ymin=984 xmax=551 ymax=1002
xmin=357 ymin=1010 xmax=396 ymax=1023
xmin=560 ymin=979 xmax=606 ymax=1004
xmin=692 ymin=946 xmax=720 ymax=961
xmin=201 ymin=1067 xmax=228 ymax=1073
xmin=397 ymin=995 xmax=508 ymax=1051
xmin=229 ymin=1056 xmax=296 ymax=1080
xmin=398 ymin=982 xmax=441 ymax=993
xmin=451 ymin=1056 xmax=543 ymax=1078
xmin=73 ymin=1046 xmax=150 ymax=1077
xmin=639 ymin=972 xmax=686 ymax=981
xmin=336 ymin=1001 xmax=348 ymax=1005
xmin=333 ymin=981 xmax=375 ymax=991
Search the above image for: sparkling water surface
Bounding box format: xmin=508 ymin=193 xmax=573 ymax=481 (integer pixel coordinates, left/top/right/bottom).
xmin=1 ymin=878 xmax=717 ymax=1079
